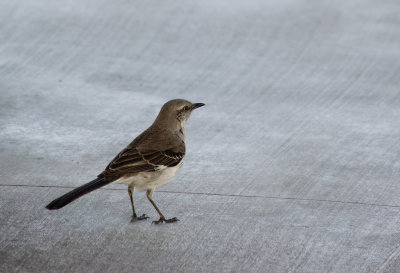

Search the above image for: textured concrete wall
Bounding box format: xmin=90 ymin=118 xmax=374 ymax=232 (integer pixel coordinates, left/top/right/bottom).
xmin=1 ymin=0 xmax=400 ymax=272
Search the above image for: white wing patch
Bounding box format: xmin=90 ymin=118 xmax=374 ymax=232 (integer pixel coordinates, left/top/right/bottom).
xmin=160 ymin=151 xmax=184 ymax=160
xmin=155 ymin=165 xmax=167 ymax=171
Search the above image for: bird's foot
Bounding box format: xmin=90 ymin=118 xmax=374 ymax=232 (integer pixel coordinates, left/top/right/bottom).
xmin=131 ymin=214 xmax=149 ymax=222
xmin=152 ymin=217 xmax=179 ymax=225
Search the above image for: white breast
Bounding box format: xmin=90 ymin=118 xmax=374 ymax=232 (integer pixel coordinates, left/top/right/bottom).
xmin=114 ymin=161 xmax=183 ymax=191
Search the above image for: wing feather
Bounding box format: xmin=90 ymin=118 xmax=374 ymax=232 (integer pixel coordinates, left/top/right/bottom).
xmin=102 ymin=147 xmax=184 ymax=180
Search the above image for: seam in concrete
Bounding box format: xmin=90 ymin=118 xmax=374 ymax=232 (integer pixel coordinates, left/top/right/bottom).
xmin=1 ymin=183 xmax=400 ymax=209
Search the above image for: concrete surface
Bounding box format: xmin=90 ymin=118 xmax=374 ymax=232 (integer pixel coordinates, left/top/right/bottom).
xmin=0 ymin=0 xmax=399 ymax=272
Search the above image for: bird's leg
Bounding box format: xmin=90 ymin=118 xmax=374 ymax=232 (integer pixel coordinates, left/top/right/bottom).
xmin=128 ymin=184 xmax=148 ymax=222
xmin=146 ymin=189 xmax=179 ymax=224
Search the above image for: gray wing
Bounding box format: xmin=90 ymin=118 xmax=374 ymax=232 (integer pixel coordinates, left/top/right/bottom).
xmin=101 ymin=147 xmax=185 ymax=180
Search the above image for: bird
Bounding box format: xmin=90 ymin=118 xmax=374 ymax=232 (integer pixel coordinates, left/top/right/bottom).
xmin=45 ymin=99 xmax=205 ymax=224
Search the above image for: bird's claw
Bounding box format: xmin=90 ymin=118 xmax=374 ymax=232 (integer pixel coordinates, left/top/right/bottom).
xmin=131 ymin=214 xmax=149 ymax=222
xmin=152 ymin=217 xmax=179 ymax=225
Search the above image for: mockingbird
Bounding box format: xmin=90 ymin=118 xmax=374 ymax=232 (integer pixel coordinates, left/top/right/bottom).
xmin=46 ymin=99 xmax=205 ymax=224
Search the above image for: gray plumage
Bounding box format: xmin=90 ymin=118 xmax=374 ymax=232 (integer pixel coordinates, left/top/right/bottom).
xmin=46 ymin=99 xmax=205 ymax=224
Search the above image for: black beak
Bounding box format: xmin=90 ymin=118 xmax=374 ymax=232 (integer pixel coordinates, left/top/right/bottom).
xmin=191 ymin=103 xmax=205 ymax=110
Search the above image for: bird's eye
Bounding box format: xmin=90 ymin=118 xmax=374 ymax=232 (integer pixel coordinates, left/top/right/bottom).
xmin=183 ymin=106 xmax=189 ymax=111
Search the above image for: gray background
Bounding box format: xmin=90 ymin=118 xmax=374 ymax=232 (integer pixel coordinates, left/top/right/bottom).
xmin=1 ymin=0 xmax=400 ymax=272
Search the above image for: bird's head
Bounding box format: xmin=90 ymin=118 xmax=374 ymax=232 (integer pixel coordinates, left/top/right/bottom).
xmin=155 ymin=99 xmax=205 ymax=131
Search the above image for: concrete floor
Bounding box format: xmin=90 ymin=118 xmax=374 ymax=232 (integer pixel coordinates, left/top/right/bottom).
xmin=1 ymin=0 xmax=400 ymax=272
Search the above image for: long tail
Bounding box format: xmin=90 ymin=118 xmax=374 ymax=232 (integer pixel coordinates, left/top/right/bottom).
xmin=46 ymin=176 xmax=110 ymax=210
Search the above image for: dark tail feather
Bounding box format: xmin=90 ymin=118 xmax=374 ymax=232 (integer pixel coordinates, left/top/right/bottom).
xmin=46 ymin=177 xmax=110 ymax=210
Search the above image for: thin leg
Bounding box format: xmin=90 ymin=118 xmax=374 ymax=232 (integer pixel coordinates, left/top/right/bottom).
xmin=128 ymin=184 xmax=148 ymax=222
xmin=146 ymin=189 xmax=179 ymax=224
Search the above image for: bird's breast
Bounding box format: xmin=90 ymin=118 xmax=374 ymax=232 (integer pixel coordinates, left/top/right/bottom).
xmin=114 ymin=160 xmax=184 ymax=191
